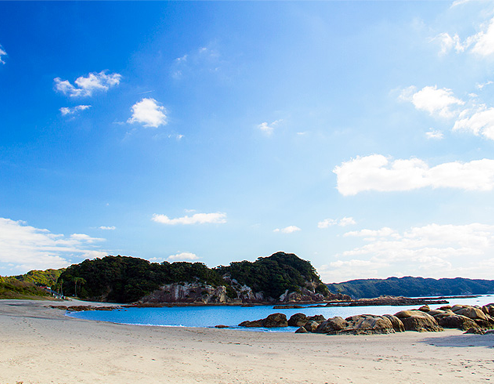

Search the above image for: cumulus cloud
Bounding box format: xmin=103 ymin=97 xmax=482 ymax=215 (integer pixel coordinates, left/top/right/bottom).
xmin=273 ymin=226 xmax=301 ymax=234
xmin=318 ymin=217 xmax=356 ymax=229
xmin=320 ymin=223 xmax=494 ymax=282
xmin=54 ymin=71 xmax=121 ymax=97
xmin=0 ymin=45 xmax=7 ymax=64
xmin=152 ymin=212 xmax=227 ymax=225
xmin=99 ymin=226 xmax=116 ymax=230
xmin=127 ymin=98 xmax=167 ymax=128
xmin=400 ymin=86 xmax=464 ymax=118
xmin=0 ymin=218 xmax=107 ymax=273
xmin=60 ymin=105 xmax=91 ymax=116
xmin=453 ymin=106 xmax=494 ymax=140
xmin=334 ymin=155 xmax=494 ymax=196
xmin=257 ymin=120 xmax=282 ymax=136
xmin=167 ymin=252 xmax=200 ymax=261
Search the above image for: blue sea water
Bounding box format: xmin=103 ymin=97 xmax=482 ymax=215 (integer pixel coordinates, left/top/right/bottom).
xmin=68 ymin=295 xmax=494 ymax=332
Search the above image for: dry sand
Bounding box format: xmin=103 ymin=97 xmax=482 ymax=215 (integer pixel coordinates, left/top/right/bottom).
xmin=1 ymin=299 xmax=493 ymax=384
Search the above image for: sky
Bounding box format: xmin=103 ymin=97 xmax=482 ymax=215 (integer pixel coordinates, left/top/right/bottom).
xmin=1 ymin=1 xmax=494 ymax=283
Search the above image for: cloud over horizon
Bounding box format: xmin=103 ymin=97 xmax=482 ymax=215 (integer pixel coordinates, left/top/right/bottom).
xmin=167 ymin=252 xmax=200 ymax=261
xmin=0 ymin=218 xmax=107 ymax=274
xmin=334 ymin=155 xmax=494 ymax=196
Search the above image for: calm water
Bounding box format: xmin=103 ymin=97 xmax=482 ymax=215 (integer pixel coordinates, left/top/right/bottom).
xmin=68 ymin=295 xmax=494 ymax=332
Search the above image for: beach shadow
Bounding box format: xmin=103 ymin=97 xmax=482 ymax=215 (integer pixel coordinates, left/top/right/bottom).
xmin=421 ymin=334 xmax=494 ymax=348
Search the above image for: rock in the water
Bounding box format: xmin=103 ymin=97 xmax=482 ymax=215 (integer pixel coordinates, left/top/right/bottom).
xmin=295 ymin=326 xmax=308 ymax=333
xmin=239 ymin=313 xmax=288 ymax=328
xmin=315 ymin=316 xmax=348 ymax=334
xmin=288 ymin=313 xmax=308 ymax=327
xmin=215 ymin=325 xmax=229 ymax=328
xmin=394 ymin=310 xmax=443 ymax=332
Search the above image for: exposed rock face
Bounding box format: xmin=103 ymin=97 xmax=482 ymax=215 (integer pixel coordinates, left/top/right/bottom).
xmin=418 ymin=305 xmax=430 ymax=312
xmin=314 ymin=314 xmax=399 ymax=335
xmin=383 ymin=314 xmax=405 ymax=332
xmin=304 ymin=320 xmax=320 ymax=332
xmin=295 ymin=326 xmax=308 ymax=333
xmin=394 ymin=310 xmax=443 ymax=332
xmin=315 ymin=317 xmax=348 ymax=334
xmin=239 ymin=313 xmax=288 ymax=328
xmin=433 ymin=312 xmax=479 ymax=331
xmin=482 ymin=303 xmax=494 ymax=317
xmin=141 ymin=282 xmax=229 ymax=304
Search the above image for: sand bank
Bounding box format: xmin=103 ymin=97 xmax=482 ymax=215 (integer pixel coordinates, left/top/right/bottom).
xmin=1 ymin=299 xmax=493 ymax=384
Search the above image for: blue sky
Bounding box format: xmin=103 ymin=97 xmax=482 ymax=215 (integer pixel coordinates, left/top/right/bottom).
xmin=1 ymin=1 xmax=494 ymax=282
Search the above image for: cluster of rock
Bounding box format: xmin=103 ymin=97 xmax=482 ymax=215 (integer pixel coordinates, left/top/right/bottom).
xmin=324 ymin=295 xmax=448 ymax=307
xmin=50 ymin=305 xmax=120 ymax=312
xmin=237 ymin=303 xmax=494 ymax=335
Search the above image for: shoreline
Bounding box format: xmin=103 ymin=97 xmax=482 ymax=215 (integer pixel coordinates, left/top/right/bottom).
xmin=1 ymin=299 xmax=494 ymax=383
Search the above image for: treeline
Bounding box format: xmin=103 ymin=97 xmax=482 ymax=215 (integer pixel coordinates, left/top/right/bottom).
xmin=55 ymin=252 xmax=327 ymax=303
xmin=0 ymin=269 xmax=64 ymax=300
xmin=327 ymin=276 xmax=494 ymax=299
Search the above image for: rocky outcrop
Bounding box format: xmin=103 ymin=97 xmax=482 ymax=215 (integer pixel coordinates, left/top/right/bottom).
xmin=239 ymin=313 xmax=288 ymax=328
xmin=313 ymin=314 xmax=401 ymax=335
xmin=141 ymin=282 xmax=230 ymax=304
xmin=288 ymin=313 xmax=309 ymax=327
xmin=325 ymin=296 xmax=447 ymax=308
xmin=394 ymin=310 xmax=443 ymax=332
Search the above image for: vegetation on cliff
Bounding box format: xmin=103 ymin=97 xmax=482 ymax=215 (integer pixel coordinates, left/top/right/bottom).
xmin=55 ymin=252 xmax=329 ymax=303
xmin=0 ymin=269 xmax=64 ymax=299
xmin=327 ymin=276 xmax=494 ymax=299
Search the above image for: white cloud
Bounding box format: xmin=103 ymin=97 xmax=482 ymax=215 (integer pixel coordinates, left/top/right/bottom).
xmin=99 ymin=226 xmax=116 ymax=230
xmin=54 ymin=71 xmax=121 ymax=97
xmin=400 ymin=86 xmax=464 ymax=118
xmin=167 ymin=252 xmax=200 ymax=261
xmin=453 ymin=106 xmax=494 ymax=139
xmin=274 ymin=226 xmax=301 ymax=234
xmin=0 ymin=218 xmax=107 ymax=274
xmin=477 ymin=80 xmax=493 ymax=90
xmin=60 ymin=105 xmax=91 ymax=116
xmin=434 ymin=33 xmax=464 ymax=55
xmin=321 ymin=223 xmax=494 ymax=282
xmin=127 ymin=98 xmax=167 ymax=128
xmin=318 ymin=217 xmax=356 ymax=229
xmin=470 ymin=18 xmax=494 ymax=56
xmin=425 ymin=129 xmax=444 ymax=139
xmin=152 ymin=212 xmax=227 ymax=225
xmin=0 ymin=45 xmax=7 ymax=64
xmin=334 ymin=155 xmax=494 ymax=196
xmin=257 ymin=119 xmax=282 ymax=136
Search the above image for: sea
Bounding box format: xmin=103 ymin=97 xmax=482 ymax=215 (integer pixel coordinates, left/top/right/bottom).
xmin=67 ymin=295 xmax=494 ymax=333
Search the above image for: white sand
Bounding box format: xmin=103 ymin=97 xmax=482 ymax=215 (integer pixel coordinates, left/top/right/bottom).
xmin=1 ymin=299 xmax=493 ymax=383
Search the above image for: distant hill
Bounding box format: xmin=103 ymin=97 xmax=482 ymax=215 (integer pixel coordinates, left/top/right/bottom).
xmin=326 ymin=276 xmax=494 ymax=299
xmin=55 ymin=252 xmax=339 ymax=304
xmin=0 ymin=269 xmax=64 ymax=300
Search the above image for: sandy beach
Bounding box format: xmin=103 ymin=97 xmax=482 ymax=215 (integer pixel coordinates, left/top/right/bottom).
xmin=1 ymin=300 xmax=493 ymax=384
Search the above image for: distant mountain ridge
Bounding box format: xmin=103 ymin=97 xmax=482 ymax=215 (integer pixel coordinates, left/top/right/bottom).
xmin=327 ymin=276 xmax=494 ymax=299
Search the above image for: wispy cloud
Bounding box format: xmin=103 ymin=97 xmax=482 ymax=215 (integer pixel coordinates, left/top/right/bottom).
xmin=425 ymin=129 xmax=444 ymax=140
xmin=54 ymin=71 xmax=121 ymax=97
xmin=0 ymin=45 xmax=7 ymax=64
xmin=334 ymin=155 xmax=494 ymax=196
xmin=167 ymin=252 xmax=200 ymax=261
xmin=127 ymin=98 xmax=167 ymax=128
xmin=60 ymin=105 xmax=91 ymax=116
xmin=318 ymin=217 xmax=356 ymax=229
xmin=257 ymin=119 xmax=282 ymax=136
xmin=274 ymin=226 xmax=301 ymax=234
xmin=0 ymin=218 xmax=106 ymax=273
xmin=99 ymin=226 xmax=116 ymax=230
xmin=152 ymin=212 xmax=227 ymax=225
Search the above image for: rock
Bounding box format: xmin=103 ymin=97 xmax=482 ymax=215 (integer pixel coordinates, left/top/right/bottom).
xmin=263 ymin=313 xmax=288 ymax=327
xmin=215 ymin=325 xmax=229 ymax=328
xmin=484 ymin=330 xmax=494 ymax=335
xmin=383 ymin=314 xmax=405 ymax=332
xmin=315 ymin=316 xmax=348 ymax=334
xmin=295 ymin=326 xmax=308 ymax=333
xmin=453 ymin=306 xmax=488 ymax=321
xmin=394 ymin=310 xmax=443 ymax=332
xmin=239 ymin=313 xmax=288 ymax=328
xmin=465 ymin=327 xmax=485 ymax=335
xmin=341 ymin=315 xmax=396 ymax=335
xmin=418 ymin=305 xmax=430 ymax=312
xmin=434 ymin=313 xmax=480 ymax=331
xmin=308 ymin=314 xmax=326 ymax=323
xmin=482 ymin=304 xmax=494 ymax=317
xmin=304 ymin=320 xmax=320 ymax=332
xmin=273 ymin=305 xmax=303 ymax=309
xmin=288 ymin=313 xmax=308 ymax=327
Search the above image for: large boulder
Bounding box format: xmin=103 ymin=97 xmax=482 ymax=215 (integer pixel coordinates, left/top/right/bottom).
xmin=394 ymin=310 xmax=443 ymax=332
xmin=453 ymin=306 xmax=488 ymax=321
xmin=308 ymin=314 xmax=326 ymax=323
xmin=341 ymin=314 xmax=396 ymax=335
xmin=304 ymin=320 xmax=320 ymax=332
xmin=383 ymin=314 xmax=405 ymax=332
xmin=482 ymin=304 xmax=494 ymax=317
xmin=288 ymin=313 xmax=308 ymax=327
xmin=315 ymin=316 xmax=348 ymax=334
xmin=239 ymin=313 xmax=288 ymax=328
xmin=434 ymin=313 xmax=480 ymax=331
